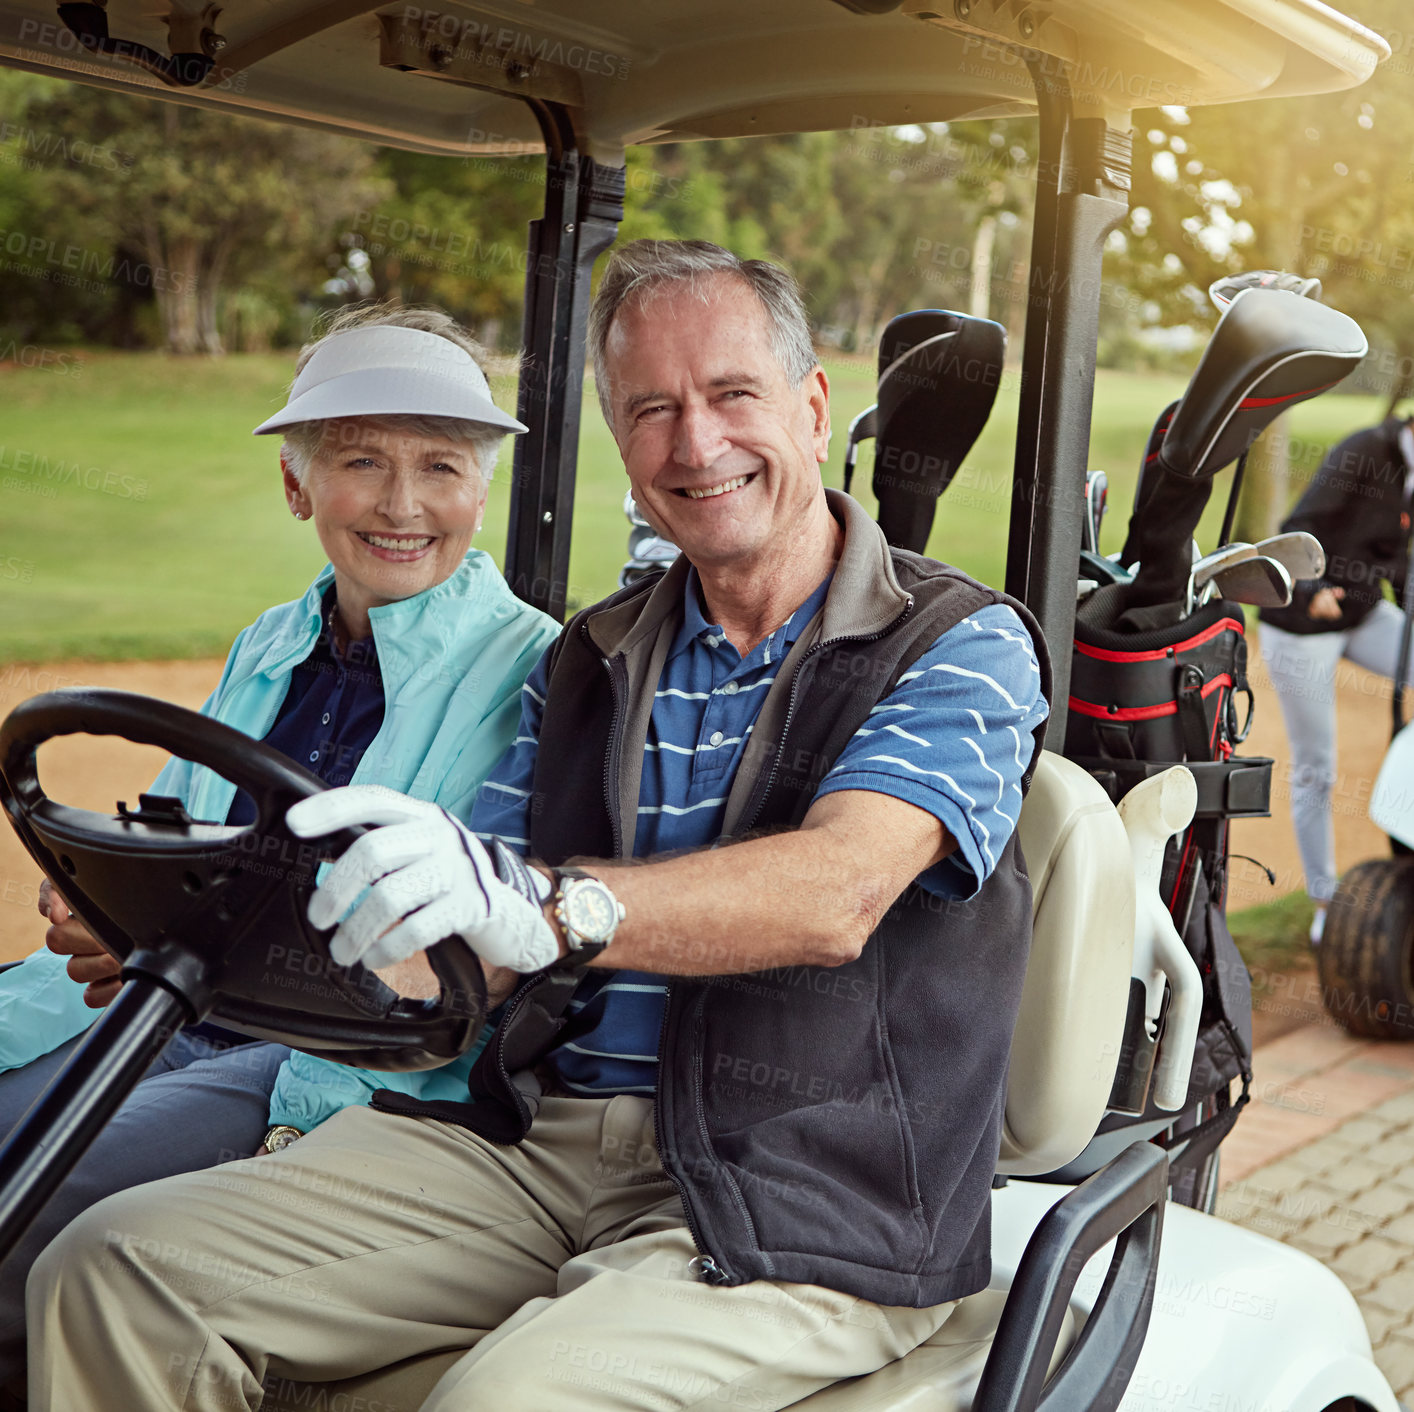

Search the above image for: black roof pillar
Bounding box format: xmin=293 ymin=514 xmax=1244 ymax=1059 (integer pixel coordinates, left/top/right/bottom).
xmin=1007 ymin=66 xmax=1131 ymax=749
xmin=505 ymin=104 xmax=625 ymax=619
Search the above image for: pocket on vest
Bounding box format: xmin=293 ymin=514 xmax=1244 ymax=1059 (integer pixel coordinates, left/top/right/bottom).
xmin=696 ymin=959 xmax=923 ymax=1263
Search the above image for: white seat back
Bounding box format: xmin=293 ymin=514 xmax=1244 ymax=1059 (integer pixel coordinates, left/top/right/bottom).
xmin=999 ymin=751 xmax=1135 ymax=1175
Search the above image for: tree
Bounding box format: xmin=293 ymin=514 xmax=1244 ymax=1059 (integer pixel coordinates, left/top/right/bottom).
xmin=614 ymin=124 xmax=1035 ymax=355
xmin=0 ymin=72 xmax=129 ymax=346
xmin=3 ymin=72 xmax=1037 ymax=368
xmin=5 ymin=74 xmax=388 ymax=354
xmin=338 ymin=146 xmax=543 ymax=348
xmin=343 ymin=142 xmax=741 ymax=351
xmin=1108 ymin=0 xmax=1413 ymax=536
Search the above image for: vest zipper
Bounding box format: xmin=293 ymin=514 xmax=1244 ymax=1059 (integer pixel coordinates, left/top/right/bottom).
xmin=597 ymin=640 xmax=732 ymax=1265
xmin=687 ymin=1255 xmax=729 ymax=1285
xmin=596 ymin=641 xmax=626 ymax=857
xmin=368 ymin=1094 xmax=462 ymax=1121
xmin=659 ymin=594 xmax=920 ymax=1281
xmin=655 ymin=984 xmax=734 ymax=1284
xmin=475 ymin=628 xmax=627 ymax=1135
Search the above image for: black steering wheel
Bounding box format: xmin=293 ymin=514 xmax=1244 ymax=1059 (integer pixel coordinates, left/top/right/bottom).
xmin=0 ymin=688 xmax=488 ymax=1069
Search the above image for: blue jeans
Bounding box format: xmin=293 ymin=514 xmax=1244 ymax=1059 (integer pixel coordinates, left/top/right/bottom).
xmin=1260 ymin=601 xmax=1414 ymax=903
xmin=0 ymin=1025 xmax=290 ymax=1390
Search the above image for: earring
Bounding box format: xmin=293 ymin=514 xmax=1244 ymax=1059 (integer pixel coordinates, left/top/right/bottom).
xmin=293 ymin=510 xmax=307 ymax=520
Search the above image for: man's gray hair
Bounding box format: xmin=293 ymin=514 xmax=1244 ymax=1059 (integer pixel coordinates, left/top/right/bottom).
xmin=281 ymin=304 xmax=507 ymax=484
xmin=588 ymin=240 xmax=817 ymax=422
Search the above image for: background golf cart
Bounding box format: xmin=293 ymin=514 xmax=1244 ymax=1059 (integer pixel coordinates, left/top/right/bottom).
xmin=1317 ymin=563 xmax=1414 ymax=1041
xmin=0 ymin=1 xmax=1397 ymax=1409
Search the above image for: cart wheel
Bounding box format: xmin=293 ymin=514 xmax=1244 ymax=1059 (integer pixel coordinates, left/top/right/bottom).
xmin=1317 ymin=857 xmax=1414 ymax=1040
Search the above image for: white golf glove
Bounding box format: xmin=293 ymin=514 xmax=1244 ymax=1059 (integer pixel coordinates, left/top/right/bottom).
xmin=285 ymin=785 xmax=560 ymax=973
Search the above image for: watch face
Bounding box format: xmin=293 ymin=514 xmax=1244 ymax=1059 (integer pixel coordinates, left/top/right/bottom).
xmin=566 ymin=879 xmax=620 ymax=944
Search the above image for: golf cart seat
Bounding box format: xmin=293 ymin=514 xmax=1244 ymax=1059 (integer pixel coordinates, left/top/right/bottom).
xmin=786 ymin=751 xmax=1138 ymax=1409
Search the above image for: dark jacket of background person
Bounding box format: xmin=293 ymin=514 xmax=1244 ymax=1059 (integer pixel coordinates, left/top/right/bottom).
xmin=1261 ymin=415 xmax=1412 ymax=636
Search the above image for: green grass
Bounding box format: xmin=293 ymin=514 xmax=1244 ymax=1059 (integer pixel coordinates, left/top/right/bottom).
xmin=0 ymin=350 xmax=1393 ymax=661
xmin=1228 ymin=890 xmax=1316 ymax=978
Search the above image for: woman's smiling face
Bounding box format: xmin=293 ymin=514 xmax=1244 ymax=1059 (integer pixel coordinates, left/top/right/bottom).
xmin=284 ymin=417 xmax=489 ymax=635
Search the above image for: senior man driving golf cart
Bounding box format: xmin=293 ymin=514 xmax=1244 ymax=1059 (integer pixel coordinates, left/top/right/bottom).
xmin=30 ymin=240 xmax=1050 ymax=1412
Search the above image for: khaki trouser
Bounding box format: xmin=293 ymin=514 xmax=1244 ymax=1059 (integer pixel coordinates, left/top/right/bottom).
xmin=29 ymin=1096 xmax=954 ymax=1411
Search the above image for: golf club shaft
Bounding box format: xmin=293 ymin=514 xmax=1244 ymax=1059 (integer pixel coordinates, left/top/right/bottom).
xmin=1218 ymin=450 xmax=1249 ymax=549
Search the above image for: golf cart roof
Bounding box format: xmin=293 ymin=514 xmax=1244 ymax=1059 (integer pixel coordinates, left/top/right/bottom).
xmin=0 ymin=0 xmax=1388 ymax=162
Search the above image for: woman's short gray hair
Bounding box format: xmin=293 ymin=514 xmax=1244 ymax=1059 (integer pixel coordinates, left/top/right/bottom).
xmin=587 ymin=240 xmax=817 ymax=421
xmin=281 ymin=304 xmax=508 ymax=484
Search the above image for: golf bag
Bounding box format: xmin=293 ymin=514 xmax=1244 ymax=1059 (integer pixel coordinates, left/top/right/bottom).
xmin=1064 ymin=588 xmax=1271 ymax=1206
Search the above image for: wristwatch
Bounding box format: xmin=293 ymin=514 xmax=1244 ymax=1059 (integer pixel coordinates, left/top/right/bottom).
xmin=263 ymin=1125 xmax=304 ymax=1153
xmin=550 ymin=868 xmax=625 ymax=967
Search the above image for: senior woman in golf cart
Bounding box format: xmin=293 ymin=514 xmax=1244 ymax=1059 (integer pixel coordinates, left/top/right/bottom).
xmin=0 ymin=304 xmax=557 ymax=1399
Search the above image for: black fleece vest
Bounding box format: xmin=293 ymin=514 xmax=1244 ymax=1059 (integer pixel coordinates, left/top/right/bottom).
xmin=375 ymin=551 xmax=1050 ymax=1307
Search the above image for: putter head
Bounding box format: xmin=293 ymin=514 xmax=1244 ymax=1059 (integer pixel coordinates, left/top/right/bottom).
xmin=870 ymin=309 xmax=1006 ymax=554
xmin=1159 ymin=288 xmax=1366 ymax=482
xmin=1209 ymin=270 xmax=1323 ymax=311
xmin=1207 ymin=555 xmax=1293 ymax=608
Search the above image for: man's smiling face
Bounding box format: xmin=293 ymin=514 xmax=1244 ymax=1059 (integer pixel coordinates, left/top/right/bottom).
xmin=600 ymin=273 xmax=830 ymax=577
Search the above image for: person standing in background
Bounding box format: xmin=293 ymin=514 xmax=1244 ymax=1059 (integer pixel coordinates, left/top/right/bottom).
xmin=1259 ymin=413 xmax=1414 ymax=944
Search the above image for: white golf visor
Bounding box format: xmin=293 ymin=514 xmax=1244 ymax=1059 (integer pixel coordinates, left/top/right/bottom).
xmin=252 ymin=326 xmax=527 ymax=436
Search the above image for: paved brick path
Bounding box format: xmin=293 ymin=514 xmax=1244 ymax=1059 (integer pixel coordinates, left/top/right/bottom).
xmin=1216 ymin=1021 xmax=1414 ymax=1401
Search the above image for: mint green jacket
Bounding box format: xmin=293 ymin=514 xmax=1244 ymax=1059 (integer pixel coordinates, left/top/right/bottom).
xmin=0 ymin=551 xmax=557 ymax=1132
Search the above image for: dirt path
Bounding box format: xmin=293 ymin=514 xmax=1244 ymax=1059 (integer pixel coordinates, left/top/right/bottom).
xmin=1228 ymin=634 xmax=1398 ymax=913
xmin=1228 ymin=638 xmax=1401 ymax=1048
xmin=0 ymin=659 xmax=224 ymax=962
xmin=0 ymin=626 xmax=1401 ymax=965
